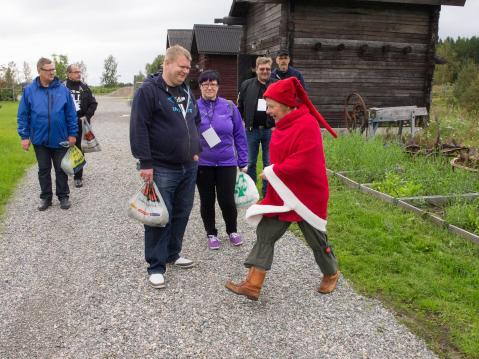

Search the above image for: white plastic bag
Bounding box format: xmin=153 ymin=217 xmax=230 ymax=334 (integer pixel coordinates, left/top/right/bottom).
xmin=127 ymin=181 xmax=169 ymax=227
xmin=81 ymin=117 xmax=101 ymax=153
xmin=234 ymin=171 xmax=260 ymax=208
xmin=61 ymin=145 xmax=86 ymax=176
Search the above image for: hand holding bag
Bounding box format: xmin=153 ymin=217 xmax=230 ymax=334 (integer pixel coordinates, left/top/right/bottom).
xmin=81 ymin=117 xmax=101 ymax=153
xmin=61 ymin=145 xmax=86 ymax=176
xmin=127 ymin=181 xmax=169 ymax=227
xmin=234 ymin=171 xmax=260 ymax=208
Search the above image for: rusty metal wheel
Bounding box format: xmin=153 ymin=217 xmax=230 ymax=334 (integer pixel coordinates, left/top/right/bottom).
xmin=344 ymin=92 xmax=369 ymax=135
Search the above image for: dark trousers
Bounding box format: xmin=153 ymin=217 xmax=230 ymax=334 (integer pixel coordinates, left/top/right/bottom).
xmin=74 ymin=119 xmax=84 ymax=180
xmin=246 ymin=127 xmax=271 ymax=197
xmin=33 ymin=145 xmax=69 ymax=201
xmin=244 ymin=216 xmax=338 ymax=275
xmin=196 ymin=166 xmax=237 ymax=236
xmin=144 ymin=162 xmax=198 ymax=274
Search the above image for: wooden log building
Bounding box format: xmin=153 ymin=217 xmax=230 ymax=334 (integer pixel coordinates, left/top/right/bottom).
xmin=216 ymin=0 xmax=466 ymax=127
xmin=167 ymin=25 xmax=242 ymax=101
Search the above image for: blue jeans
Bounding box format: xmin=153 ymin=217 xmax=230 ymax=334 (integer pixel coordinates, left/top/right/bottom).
xmin=246 ymin=128 xmax=271 ymax=197
xmin=144 ymin=162 xmax=198 ymax=274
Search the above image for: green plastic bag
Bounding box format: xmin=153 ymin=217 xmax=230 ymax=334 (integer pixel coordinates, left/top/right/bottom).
xmin=234 ymin=171 xmax=259 ymax=208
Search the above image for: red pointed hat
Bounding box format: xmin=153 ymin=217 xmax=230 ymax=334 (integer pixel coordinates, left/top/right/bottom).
xmin=263 ymin=77 xmax=337 ymax=138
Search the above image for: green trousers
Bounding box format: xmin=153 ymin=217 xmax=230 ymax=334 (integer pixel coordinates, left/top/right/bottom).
xmin=244 ymin=216 xmax=338 ymax=275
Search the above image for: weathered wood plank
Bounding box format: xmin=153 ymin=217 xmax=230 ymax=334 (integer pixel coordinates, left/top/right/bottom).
xmin=356 ymin=0 xmax=464 ymax=6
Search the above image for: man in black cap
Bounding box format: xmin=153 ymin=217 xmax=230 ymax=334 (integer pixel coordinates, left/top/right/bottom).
xmin=271 ymin=49 xmax=306 ymax=89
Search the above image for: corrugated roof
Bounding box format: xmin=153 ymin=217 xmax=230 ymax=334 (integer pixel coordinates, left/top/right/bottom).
xmin=193 ymin=25 xmax=242 ymax=54
xmin=167 ymin=29 xmax=193 ymax=51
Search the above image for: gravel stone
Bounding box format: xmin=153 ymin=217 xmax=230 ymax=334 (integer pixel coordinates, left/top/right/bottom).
xmin=0 ymin=96 xmax=438 ymax=359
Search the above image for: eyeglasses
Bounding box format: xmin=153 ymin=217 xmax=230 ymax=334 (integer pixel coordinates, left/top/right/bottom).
xmin=200 ymin=83 xmax=218 ymax=88
xmin=69 ymin=71 xmax=81 ymax=74
xmin=40 ymin=68 xmax=56 ymax=72
xmin=258 ymin=68 xmax=271 ymax=72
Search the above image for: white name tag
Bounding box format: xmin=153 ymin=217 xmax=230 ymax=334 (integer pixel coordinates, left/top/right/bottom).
xmin=71 ymin=94 xmax=80 ymax=111
xmin=202 ymin=127 xmax=221 ymax=148
xmin=257 ymin=99 xmax=267 ymax=111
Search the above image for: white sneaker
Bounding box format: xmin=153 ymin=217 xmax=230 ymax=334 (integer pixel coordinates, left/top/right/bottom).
xmin=173 ymin=256 xmax=195 ymax=269
xmin=149 ymin=273 xmax=165 ymax=288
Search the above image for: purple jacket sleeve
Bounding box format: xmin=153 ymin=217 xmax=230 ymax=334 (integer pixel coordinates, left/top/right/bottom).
xmin=232 ymin=104 xmax=248 ymax=168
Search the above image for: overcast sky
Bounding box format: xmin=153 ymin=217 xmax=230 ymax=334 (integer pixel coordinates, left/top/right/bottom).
xmin=1 ymin=0 xmax=477 ymax=85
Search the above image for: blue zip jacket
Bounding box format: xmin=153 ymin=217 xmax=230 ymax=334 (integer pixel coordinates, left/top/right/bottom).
xmin=197 ymin=97 xmax=248 ymax=168
xmin=130 ymin=74 xmax=201 ymax=169
xmin=17 ymin=77 xmax=78 ymax=149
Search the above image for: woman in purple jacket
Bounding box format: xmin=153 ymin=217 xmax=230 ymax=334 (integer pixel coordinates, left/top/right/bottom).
xmin=196 ymin=70 xmax=248 ymax=250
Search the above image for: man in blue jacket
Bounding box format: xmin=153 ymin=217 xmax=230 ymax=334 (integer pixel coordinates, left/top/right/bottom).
xmin=271 ymin=49 xmax=306 ymax=90
xmin=130 ymin=45 xmax=201 ymax=289
xmin=17 ymin=57 xmax=78 ymax=211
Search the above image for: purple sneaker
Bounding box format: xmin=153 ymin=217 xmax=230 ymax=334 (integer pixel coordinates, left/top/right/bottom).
xmin=228 ymin=232 xmax=243 ymax=246
xmin=207 ymin=235 xmax=220 ymax=250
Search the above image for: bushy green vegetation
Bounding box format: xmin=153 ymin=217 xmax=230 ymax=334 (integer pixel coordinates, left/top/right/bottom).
xmin=0 ymin=102 xmax=36 ymax=217
xmin=434 ymin=36 xmax=479 ymax=113
xmin=324 ymin=133 xmax=479 ymax=196
xmin=427 ymin=85 xmax=479 ymax=148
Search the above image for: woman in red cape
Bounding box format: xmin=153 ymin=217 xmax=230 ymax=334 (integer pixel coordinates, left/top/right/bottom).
xmin=226 ymin=77 xmax=340 ymax=301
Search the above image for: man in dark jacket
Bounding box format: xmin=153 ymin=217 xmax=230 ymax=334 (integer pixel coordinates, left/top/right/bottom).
xmin=271 ymin=49 xmax=306 ymax=90
xmin=65 ymin=63 xmax=98 ymax=188
xmin=130 ymin=45 xmax=201 ymax=289
xmin=17 ymin=57 xmax=78 ymax=210
xmin=237 ymin=56 xmax=276 ymax=197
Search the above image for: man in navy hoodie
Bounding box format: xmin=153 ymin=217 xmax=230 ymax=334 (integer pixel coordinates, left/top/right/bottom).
xmin=130 ymin=45 xmax=201 ymax=289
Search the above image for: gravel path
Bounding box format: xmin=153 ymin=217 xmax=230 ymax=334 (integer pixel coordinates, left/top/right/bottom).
xmin=0 ymin=96 xmax=437 ymax=359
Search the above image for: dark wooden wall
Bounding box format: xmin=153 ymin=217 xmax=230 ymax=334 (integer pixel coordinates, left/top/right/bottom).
xmin=239 ymin=0 xmax=439 ymax=128
xmin=190 ymin=54 xmax=239 ymax=102
xmin=242 ymin=3 xmax=282 ymax=55
xmin=292 ymin=0 xmax=438 ymax=127
xmin=204 ymin=55 xmax=239 ymax=102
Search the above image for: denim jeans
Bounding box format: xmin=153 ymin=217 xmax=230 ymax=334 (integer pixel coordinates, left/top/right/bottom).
xmin=144 ymin=162 xmax=198 ymax=274
xmin=33 ymin=145 xmax=69 ymax=200
xmin=246 ymin=128 xmax=271 ymax=197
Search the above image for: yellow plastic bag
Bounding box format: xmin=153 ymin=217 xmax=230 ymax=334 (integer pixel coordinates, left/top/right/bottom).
xmin=61 ymin=145 xmax=86 ymax=176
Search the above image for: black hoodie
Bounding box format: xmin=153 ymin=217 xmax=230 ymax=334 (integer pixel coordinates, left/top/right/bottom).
xmin=130 ymin=74 xmax=201 ymax=169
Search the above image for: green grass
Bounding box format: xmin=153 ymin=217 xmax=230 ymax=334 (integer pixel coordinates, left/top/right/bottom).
xmin=444 ymin=198 xmax=479 ymax=235
xmin=428 ymin=85 xmax=479 ymax=148
xmin=90 ymin=85 xmax=121 ymax=95
xmin=0 ymin=102 xmax=36 ymax=217
xmin=324 ymin=133 xmax=479 ymax=196
xmin=291 ymin=177 xmax=479 ymax=358
xmin=275 ymin=132 xmax=479 ymax=357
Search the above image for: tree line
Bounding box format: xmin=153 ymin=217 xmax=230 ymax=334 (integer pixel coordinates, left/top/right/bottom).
xmin=434 ymin=36 xmax=479 ymax=112
xmin=0 ymin=54 xmax=122 ymax=100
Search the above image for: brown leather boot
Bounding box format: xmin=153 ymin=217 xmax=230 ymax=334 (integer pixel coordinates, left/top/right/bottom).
xmin=225 ymin=267 xmax=266 ymax=301
xmin=318 ymin=271 xmax=340 ymax=294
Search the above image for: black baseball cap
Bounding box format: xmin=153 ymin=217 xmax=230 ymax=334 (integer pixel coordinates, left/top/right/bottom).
xmin=277 ymin=49 xmax=289 ymax=57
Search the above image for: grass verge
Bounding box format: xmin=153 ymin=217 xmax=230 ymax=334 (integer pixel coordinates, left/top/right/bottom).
xmin=291 ymin=176 xmax=479 ymax=358
xmin=0 ymin=102 xmax=36 ymax=218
